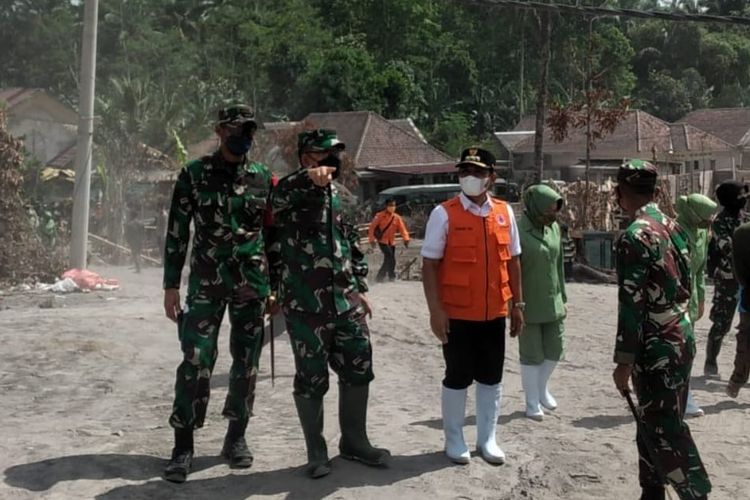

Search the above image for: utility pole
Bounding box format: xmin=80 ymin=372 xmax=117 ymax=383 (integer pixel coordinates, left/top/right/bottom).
xmin=70 ymin=0 xmax=99 ymax=269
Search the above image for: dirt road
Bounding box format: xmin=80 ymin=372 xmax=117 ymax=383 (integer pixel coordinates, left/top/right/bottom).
xmin=1 ymin=265 xmax=748 ymax=499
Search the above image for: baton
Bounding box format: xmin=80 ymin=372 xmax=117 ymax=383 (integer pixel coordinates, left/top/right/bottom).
xmin=624 ymin=391 xmax=676 ymax=500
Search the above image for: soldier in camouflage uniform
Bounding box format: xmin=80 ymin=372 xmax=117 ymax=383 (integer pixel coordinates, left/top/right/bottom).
xmin=612 ymin=160 xmax=711 ymax=500
xmin=268 ymin=129 xmax=390 ymax=479
xmin=705 ymin=180 xmax=750 ymax=377
xmin=161 ymin=105 xmax=274 ymax=483
xmin=727 ymin=220 xmax=750 ymax=398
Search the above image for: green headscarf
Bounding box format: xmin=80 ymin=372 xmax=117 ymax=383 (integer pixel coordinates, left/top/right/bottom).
xmin=523 ymin=184 xmax=563 ymax=226
xmin=675 ymin=194 xmax=717 ymax=231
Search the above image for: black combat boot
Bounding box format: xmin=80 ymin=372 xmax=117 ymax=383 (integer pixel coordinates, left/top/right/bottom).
xmin=640 ymin=485 xmax=665 ymax=500
xmin=221 ymin=417 xmax=253 ymax=468
xmin=704 ymin=340 xmax=720 ymax=377
xmin=294 ymin=394 xmax=332 ymax=478
xmin=163 ymin=428 xmax=194 ymax=483
xmin=338 ymin=383 xmax=390 ymax=466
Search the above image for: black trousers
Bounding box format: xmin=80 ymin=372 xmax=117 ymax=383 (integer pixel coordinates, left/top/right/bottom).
xmin=376 ymin=243 xmax=397 ymax=281
xmin=442 ymin=317 xmax=506 ymax=389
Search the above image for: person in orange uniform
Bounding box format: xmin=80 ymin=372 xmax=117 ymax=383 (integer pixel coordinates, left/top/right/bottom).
xmin=368 ymin=198 xmax=410 ymax=282
xmin=421 ymin=147 xmax=524 ymax=465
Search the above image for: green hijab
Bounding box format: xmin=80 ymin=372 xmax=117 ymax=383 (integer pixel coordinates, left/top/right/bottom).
xmin=523 ymin=184 xmax=563 ymax=226
xmin=675 ymin=194 xmax=717 ymax=231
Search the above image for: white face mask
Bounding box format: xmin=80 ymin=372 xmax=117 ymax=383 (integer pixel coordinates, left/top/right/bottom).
xmin=459 ymin=175 xmax=487 ymax=197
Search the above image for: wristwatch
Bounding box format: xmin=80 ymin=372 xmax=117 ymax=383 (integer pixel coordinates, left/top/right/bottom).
xmin=514 ymin=302 xmax=526 ymax=311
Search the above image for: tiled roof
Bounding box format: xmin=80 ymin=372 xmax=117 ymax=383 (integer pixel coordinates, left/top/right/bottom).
xmin=0 ymin=87 xmax=78 ymax=124
xmin=679 ymin=108 xmax=750 ymax=146
xmin=304 ymin=111 xmax=454 ymax=172
xmin=512 ymin=115 xmax=538 ymax=132
xmin=0 ymin=88 xmax=39 ymax=108
xmin=511 ymin=110 xmax=733 ymax=158
xmin=46 ymin=144 xmax=77 ymax=168
xmin=668 ymin=123 xmax=735 ymax=153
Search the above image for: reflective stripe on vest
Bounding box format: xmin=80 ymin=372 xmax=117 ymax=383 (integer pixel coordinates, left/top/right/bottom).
xmin=438 ymin=197 xmax=513 ymax=321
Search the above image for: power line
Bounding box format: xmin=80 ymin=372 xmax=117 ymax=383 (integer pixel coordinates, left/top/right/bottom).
xmin=464 ymin=0 xmax=750 ymax=26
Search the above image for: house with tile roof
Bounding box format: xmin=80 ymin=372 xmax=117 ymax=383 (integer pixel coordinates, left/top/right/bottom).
xmin=679 ymin=108 xmax=750 ymax=149
xmin=0 ymin=88 xmax=78 ymax=169
xmin=494 ymin=110 xmax=739 ymax=191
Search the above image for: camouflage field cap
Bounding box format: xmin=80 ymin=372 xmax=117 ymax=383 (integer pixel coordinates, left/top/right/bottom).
xmin=298 ymin=129 xmax=346 ymax=153
xmin=456 ymin=147 xmax=496 ymax=170
xmin=217 ymin=105 xmax=256 ymax=126
xmin=617 ymin=159 xmax=658 ymax=189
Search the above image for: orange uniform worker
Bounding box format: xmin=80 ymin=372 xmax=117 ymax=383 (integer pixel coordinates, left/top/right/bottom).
xmin=421 ymin=147 xmax=524 ymax=466
xmin=368 ymin=198 xmax=410 ymax=282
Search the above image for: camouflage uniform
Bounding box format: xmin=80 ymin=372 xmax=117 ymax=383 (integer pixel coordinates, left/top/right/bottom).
xmin=614 ymin=161 xmax=710 ymax=498
xmin=164 ymin=149 xmax=273 ymax=430
xmin=268 ymin=161 xmax=373 ymax=399
xmin=728 ymin=221 xmax=750 ymax=396
xmin=268 ymin=129 xmax=388 ymax=478
xmin=706 ymin=208 xmax=750 ymax=371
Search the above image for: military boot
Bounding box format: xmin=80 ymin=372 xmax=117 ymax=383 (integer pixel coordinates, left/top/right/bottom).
xmin=163 ymin=428 xmax=194 ymax=483
xmin=294 ymin=394 xmax=332 ymax=479
xmin=704 ymin=340 xmax=720 ymax=377
xmin=338 ymin=383 xmax=390 ymax=466
xmin=221 ymin=417 xmax=253 ymax=468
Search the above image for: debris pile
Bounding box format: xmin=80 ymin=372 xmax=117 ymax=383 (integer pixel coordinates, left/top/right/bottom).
xmin=0 ymin=109 xmax=65 ymax=285
xmin=556 ymin=178 xmax=676 ymax=232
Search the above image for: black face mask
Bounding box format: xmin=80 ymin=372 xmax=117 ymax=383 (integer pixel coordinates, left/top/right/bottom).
xmin=225 ymin=134 xmax=252 ymax=156
xmin=727 ymin=197 xmax=748 ymax=213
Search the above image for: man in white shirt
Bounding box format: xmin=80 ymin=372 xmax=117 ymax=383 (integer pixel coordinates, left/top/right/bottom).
xmin=421 ymin=147 xmax=523 ymax=466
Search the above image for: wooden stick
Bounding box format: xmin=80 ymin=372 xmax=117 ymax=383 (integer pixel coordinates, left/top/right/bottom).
xmin=87 ymin=233 xmax=161 ymax=265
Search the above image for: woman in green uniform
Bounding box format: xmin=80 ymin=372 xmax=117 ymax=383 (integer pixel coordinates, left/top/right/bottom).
xmin=675 ymin=193 xmax=717 ymax=418
xmin=517 ymin=184 xmax=567 ymax=421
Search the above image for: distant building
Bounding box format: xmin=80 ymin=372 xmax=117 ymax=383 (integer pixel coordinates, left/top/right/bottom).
xmin=0 ymin=88 xmax=78 ymax=169
xmin=494 ymin=109 xmax=738 ymax=194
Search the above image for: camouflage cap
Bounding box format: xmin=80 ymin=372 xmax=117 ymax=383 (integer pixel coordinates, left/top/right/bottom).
xmin=617 ymin=159 xmax=658 ymax=189
xmin=217 ymin=105 xmax=256 ymax=126
xmin=298 ymin=129 xmax=345 ymax=153
xmin=456 ymin=147 xmax=496 ymax=170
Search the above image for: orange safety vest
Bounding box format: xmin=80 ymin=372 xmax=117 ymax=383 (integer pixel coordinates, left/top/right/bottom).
xmin=439 ymin=197 xmax=513 ymax=321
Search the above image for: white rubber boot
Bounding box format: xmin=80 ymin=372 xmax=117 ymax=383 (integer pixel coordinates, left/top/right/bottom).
xmin=441 ymin=386 xmax=470 ymax=464
xmin=538 ymin=359 xmax=558 ymax=411
xmin=521 ymin=364 xmax=544 ymax=421
xmin=685 ymin=390 xmax=704 ymax=418
xmin=475 ymin=383 xmax=506 ymax=464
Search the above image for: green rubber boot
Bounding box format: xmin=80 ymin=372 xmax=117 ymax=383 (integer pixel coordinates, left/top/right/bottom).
xmin=338 ymin=384 xmax=390 ymax=466
xmin=293 ymin=395 xmax=332 ymax=479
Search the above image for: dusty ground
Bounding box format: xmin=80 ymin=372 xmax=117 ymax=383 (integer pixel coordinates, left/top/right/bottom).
xmin=1 ymin=259 xmax=749 ymax=500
